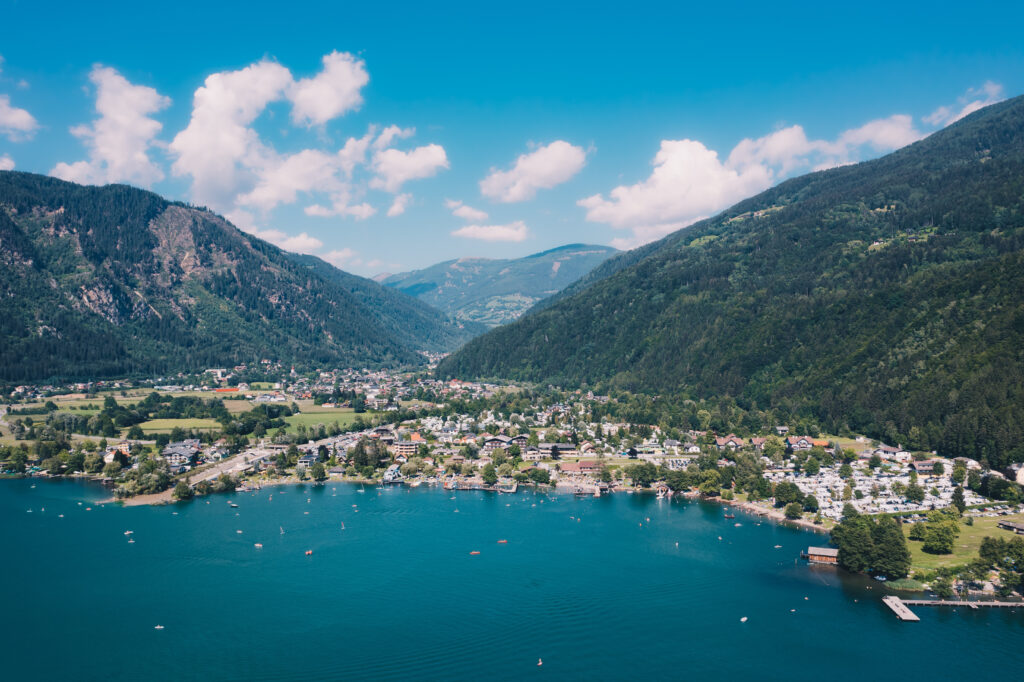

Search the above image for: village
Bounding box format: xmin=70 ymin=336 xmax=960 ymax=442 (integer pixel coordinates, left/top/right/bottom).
xmin=5 ymin=365 xmax=1024 ymax=524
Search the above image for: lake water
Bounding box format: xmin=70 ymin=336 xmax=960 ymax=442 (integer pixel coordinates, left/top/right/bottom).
xmin=1 ymin=478 xmax=1022 ymax=681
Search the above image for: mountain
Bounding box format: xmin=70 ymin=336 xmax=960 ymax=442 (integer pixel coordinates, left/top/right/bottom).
xmin=382 ymin=243 xmax=618 ymax=326
xmin=285 ymin=253 xmax=488 ymax=346
xmin=0 ymin=172 xmax=477 ymax=382
xmin=439 ymin=95 xmax=1024 ymax=467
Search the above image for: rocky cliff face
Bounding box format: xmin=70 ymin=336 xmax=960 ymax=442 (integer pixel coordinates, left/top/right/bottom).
xmin=0 ymin=172 xmax=475 ymax=381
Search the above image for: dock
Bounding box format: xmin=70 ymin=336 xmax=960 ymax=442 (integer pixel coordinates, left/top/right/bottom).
xmin=902 ymin=599 xmax=1022 ymax=610
xmin=883 ymin=596 xmax=1022 ymax=621
xmin=882 ymin=596 xmax=920 ymax=621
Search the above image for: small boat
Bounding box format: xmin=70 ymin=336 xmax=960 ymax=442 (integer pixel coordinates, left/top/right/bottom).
xmin=497 ymin=539 xmax=508 ymax=544
xmin=154 ymin=625 xmax=164 ymax=630
xmin=774 ymin=544 xmax=782 ymax=549
xmin=724 ymin=513 xmax=735 ymax=519
xmin=734 ymin=522 xmax=742 ymax=527
xmin=128 ymin=539 xmax=135 ymax=544
xmin=280 ymin=526 xmax=285 ymax=534
xmin=124 ymin=531 xmax=134 ymax=536
xmin=537 ymin=659 xmax=543 ymax=667
xmin=740 ymin=616 xmax=748 ymax=623
xmin=229 ymin=502 xmax=239 ymax=508
xmin=236 ymin=530 xmax=243 ymax=534
xmin=469 ymin=551 xmax=481 ymax=555
xmin=305 ymin=550 xmax=313 ymax=556
xmin=254 ymin=543 xmax=263 ymax=549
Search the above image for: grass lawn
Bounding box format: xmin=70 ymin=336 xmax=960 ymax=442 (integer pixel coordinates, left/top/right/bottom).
xmin=284 ymin=410 xmax=362 ymax=433
xmin=823 ymin=434 xmax=872 ymax=453
xmin=905 ymin=512 xmax=1024 ymax=572
xmin=129 ymin=418 xmax=223 ymax=434
xmin=19 ymin=394 xmax=143 ymax=411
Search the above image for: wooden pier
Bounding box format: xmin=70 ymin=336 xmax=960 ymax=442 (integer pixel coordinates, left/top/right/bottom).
xmin=902 ymin=599 xmax=1022 ymax=610
xmin=882 ymin=596 xmax=920 ymax=621
xmin=883 ymin=596 xmax=1022 ymax=621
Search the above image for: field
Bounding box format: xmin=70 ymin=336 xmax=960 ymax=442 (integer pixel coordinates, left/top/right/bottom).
xmin=283 ymin=408 xmax=362 ymax=434
xmin=129 ymin=418 xmax=223 ymax=434
xmin=904 ymin=512 xmax=1024 ymax=571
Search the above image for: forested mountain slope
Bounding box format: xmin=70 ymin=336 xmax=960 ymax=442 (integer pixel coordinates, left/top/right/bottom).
xmin=0 ymin=172 xmax=475 ymax=381
xmin=382 ymin=243 xmax=618 ymax=326
xmin=439 ymin=96 xmax=1024 ymax=467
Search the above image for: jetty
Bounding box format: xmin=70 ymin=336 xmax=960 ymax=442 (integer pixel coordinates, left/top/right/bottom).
xmin=902 ymin=599 xmax=1021 ymax=610
xmin=883 ymin=596 xmax=1022 ymax=621
xmin=882 ymin=596 xmax=920 ymax=621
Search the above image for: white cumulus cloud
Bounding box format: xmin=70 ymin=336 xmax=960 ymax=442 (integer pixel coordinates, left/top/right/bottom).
xmin=0 ymin=153 xmax=14 ymax=170
xmin=373 ymin=124 xmax=415 ymax=150
xmin=0 ymin=94 xmax=38 ymax=141
xmin=451 ymin=221 xmax=528 ymax=242
xmin=288 ymin=51 xmax=368 ymax=127
xmin=236 ymin=149 xmax=342 ymax=213
xmin=445 ymin=199 xmax=488 ymax=221
xmin=924 ymin=81 xmax=1005 ymax=128
xmin=480 ymin=140 xmax=586 ymax=202
xmin=583 ymin=114 xmax=927 ymax=249
xmin=371 ymin=144 xmax=449 ymax=192
xmin=169 ymin=59 xmax=293 ymax=208
xmin=304 ymin=191 xmax=377 ymax=220
xmin=251 ymin=228 xmax=323 ymax=254
xmin=322 ymin=248 xmax=360 ymax=268
xmin=51 ymin=66 xmax=170 ymax=187
xmin=386 ymin=193 xmax=412 ymax=217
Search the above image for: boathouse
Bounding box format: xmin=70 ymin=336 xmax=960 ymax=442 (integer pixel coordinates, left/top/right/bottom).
xmin=804 ymin=546 xmax=839 ymax=564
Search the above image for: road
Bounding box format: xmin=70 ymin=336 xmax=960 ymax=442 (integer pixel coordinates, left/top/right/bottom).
xmin=187 ymin=446 xmax=277 ymax=484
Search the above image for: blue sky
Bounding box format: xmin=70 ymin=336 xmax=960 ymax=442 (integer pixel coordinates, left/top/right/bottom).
xmin=1 ymin=0 xmax=1022 ymax=276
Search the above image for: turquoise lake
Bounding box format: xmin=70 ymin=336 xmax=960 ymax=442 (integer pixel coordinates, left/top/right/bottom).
xmin=1 ymin=478 xmax=1022 ymax=680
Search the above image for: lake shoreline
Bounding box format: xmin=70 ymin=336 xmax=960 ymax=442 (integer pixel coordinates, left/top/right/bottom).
xmin=104 ymin=476 xmax=828 ymax=538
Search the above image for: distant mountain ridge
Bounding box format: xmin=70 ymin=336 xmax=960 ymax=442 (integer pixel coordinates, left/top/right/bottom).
xmin=0 ymin=172 xmax=477 ymax=382
xmin=383 ymin=243 xmax=618 ymax=326
xmin=439 ymin=95 xmax=1024 ymax=467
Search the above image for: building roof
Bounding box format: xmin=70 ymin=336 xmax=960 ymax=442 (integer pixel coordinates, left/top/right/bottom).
xmin=807 ymin=546 xmax=839 ymax=557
